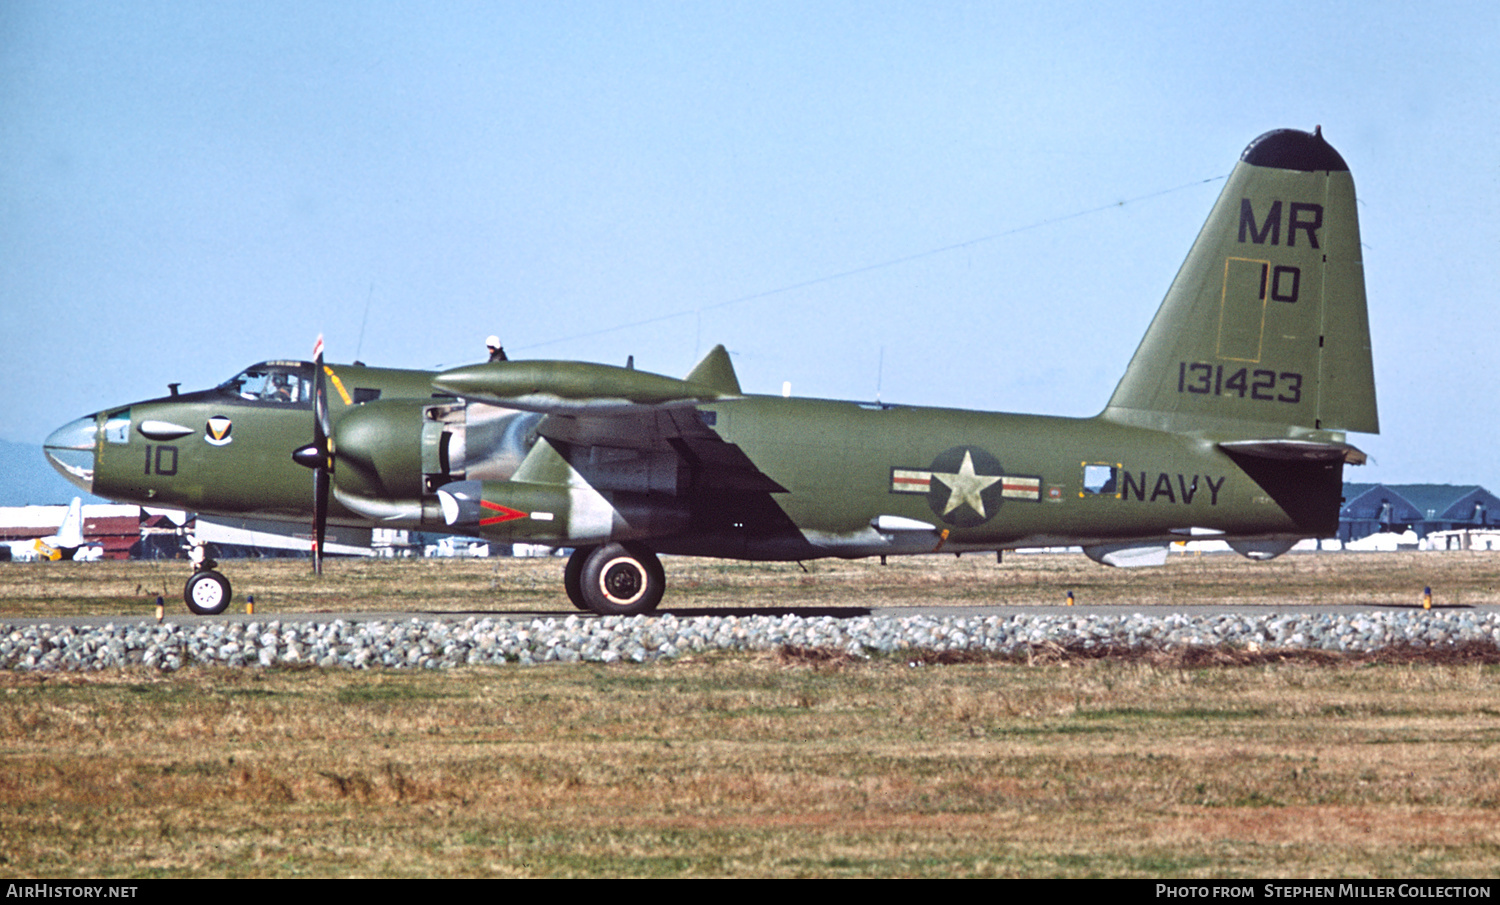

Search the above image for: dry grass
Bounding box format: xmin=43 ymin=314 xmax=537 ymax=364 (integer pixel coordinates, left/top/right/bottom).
xmin=2 ymin=657 xmax=1500 ymax=877
xmin=2 ymin=552 xmax=1500 ymax=877
xmin=2 ymin=549 xmax=1498 ymax=617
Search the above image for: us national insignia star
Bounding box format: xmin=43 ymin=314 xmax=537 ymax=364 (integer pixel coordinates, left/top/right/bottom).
xmin=932 ymin=450 xmax=1000 ymax=518
xmin=889 ymin=446 xmax=1040 ymax=528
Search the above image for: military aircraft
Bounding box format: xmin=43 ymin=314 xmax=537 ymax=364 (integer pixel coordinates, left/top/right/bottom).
xmin=44 ymin=127 xmax=1377 ymax=616
xmin=3 ymin=497 xmax=92 ymax=562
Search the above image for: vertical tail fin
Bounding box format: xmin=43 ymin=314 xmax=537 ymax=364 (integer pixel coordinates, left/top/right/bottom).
xmin=1102 ymin=128 xmax=1377 ymax=439
xmin=56 ymin=496 xmax=85 ymax=549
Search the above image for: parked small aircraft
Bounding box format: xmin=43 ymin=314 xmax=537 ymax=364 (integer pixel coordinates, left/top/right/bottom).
xmin=4 ymin=497 xmax=92 ymax=562
xmin=45 ymin=128 xmax=1376 ymax=615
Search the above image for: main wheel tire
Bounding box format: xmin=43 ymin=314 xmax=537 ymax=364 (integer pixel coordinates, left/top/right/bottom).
xmin=578 ymin=543 xmax=664 ymax=616
xmin=563 ymin=546 xmax=593 ymax=611
xmin=184 ymin=569 xmax=232 ymax=615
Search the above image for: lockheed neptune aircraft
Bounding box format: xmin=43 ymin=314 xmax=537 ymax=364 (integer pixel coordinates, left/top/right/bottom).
xmin=44 ymin=128 xmax=1377 ymax=615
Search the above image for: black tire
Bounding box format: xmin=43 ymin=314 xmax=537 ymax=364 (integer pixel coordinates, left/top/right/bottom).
xmin=577 ymin=543 xmax=664 ymax=616
xmin=563 ymin=546 xmax=593 ymax=611
xmin=184 ymin=570 xmax=232 ymax=615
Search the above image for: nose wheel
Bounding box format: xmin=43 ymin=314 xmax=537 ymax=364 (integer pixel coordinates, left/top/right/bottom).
xmin=182 ymin=540 xmax=233 ymax=615
xmin=184 ymin=569 xmax=233 ymax=615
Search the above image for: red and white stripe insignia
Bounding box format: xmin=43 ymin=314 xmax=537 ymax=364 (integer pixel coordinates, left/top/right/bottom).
xmin=1001 ymin=476 xmax=1041 ymax=500
xmin=891 ymin=469 xmax=931 ymax=493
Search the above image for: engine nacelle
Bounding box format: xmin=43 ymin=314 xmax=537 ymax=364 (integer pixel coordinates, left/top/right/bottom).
xmin=329 ymin=398 xmax=687 ymax=542
xmin=330 ymin=399 xmax=428 ymax=500
xmin=331 ymin=399 xmax=541 ymax=501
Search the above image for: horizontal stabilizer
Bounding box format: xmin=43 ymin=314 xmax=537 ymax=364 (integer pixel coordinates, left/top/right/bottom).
xmin=433 ymin=360 xmax=740 ymax=415
xmin=1218 ymin=438 xmax=1366 ymax=465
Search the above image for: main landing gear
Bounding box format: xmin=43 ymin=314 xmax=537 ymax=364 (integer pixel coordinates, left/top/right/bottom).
xmin=563 ymin=543 xmax=665 ymax=616
xmin=183 ymin=541 xmax=233 ymax=616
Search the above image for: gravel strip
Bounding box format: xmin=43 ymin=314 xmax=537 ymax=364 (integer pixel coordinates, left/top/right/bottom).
xmin=3 ymin=610 xmax=1499 ymax=671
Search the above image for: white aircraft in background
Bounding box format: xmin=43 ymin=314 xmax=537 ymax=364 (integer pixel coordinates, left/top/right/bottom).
xmin=5 ymin=497 xmax=99 ymax=562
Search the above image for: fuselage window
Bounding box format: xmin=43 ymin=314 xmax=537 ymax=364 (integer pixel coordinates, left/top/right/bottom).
xmin=1081 ymin=463 xmax=1121 ymax=497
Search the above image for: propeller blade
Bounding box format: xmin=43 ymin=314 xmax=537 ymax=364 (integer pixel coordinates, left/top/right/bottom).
xmin=313 ymin=462 xmax=328 ymax=576
xmin=311 ymin=335 xmax=329 ymax=575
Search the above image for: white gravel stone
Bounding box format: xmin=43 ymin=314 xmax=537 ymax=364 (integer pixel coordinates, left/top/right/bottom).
xmin=2 ymin=609 xmax=1498 ymax=672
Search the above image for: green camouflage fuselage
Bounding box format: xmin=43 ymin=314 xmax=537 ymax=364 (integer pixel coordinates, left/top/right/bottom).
xmin=83 ymin=374 xmax=1336 ymax=561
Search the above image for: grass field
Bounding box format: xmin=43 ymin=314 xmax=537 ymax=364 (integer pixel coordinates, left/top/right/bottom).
xmin=2 ymin=552 xmax=1499 ymax=878
xmin=2 ymin=548 xmax=1498 ymax=617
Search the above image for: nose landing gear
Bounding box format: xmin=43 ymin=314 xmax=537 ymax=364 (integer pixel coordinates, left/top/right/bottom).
xmin=183 ymin=541 xmax=233 ymax=616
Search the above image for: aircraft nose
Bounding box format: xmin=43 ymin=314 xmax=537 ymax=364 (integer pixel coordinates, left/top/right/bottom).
xmin=44 ymin=414 xmax=98 ymax=494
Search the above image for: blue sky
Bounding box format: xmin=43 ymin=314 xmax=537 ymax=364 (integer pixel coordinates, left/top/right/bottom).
xmin=3 ymin=1 xmax=1497 ymax=493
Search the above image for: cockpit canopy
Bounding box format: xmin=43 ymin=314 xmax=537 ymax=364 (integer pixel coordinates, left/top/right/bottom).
xmin=216 ymin=361 xmax=315 ymax=405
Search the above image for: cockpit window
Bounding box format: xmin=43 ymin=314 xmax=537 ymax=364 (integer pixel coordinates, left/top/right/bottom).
xmin=217 ymin=362 xmax=314 ymax=405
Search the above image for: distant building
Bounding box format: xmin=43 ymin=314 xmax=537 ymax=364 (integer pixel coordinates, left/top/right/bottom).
xmin=0 ymin=503 xmax=487 ymax=562
xmin=0 ymin=503 xmax=145 ymax=560
xmin=1340 ymin=484 xmax=1500 ymax=544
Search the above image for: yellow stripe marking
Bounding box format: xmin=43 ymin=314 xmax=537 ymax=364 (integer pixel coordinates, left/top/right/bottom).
xmin=324 ymin=366 xmax=353 ymax=405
